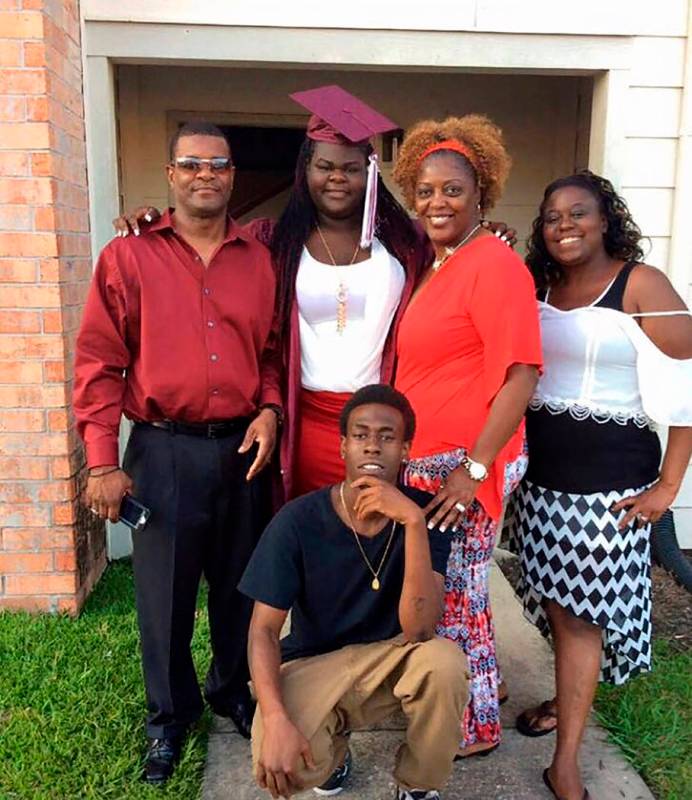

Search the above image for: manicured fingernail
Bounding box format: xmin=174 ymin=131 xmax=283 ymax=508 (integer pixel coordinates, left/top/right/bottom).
xmin=452 ymin=525 xmax=459 ymax=532
xmin=494 ymin=230 xmax=502 ymax=237
xmin=123 ymin=230 xmax=129 ymax=237
xmin=427 ymin=521 xmax=434 ymax=530
xmin=440 ymin=525 xmax=447 ymax=533
xmin=134 ymin=229 xmax=140 ymax=236
xmin=144 ymin=213 xmax=152 ymax=222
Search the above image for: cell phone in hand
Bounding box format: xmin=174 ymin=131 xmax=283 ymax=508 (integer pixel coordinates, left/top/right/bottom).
xmin=118 ymin=495 xmax=151 ymax=533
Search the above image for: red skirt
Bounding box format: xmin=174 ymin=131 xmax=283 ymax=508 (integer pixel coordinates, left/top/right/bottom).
xmin=292 ymin=390 xmax=352 ymax=498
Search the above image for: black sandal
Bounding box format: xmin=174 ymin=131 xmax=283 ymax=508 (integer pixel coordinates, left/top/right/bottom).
xmin=542 ymin=768 xmax=590 ymax=800
xmin=516 ymin=699 xmax=557 ymax=737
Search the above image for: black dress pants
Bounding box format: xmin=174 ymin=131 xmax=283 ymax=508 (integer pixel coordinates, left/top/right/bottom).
xmin=123 ymin=422 xmax=271 ymax=738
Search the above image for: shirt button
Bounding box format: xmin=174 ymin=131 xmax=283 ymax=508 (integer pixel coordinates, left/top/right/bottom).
xmin=203 ymin=287 xmax=211 ymax=296
xmin=207 ymin=320 xmax=215 ymax=328
xmin=210 ymin=353 xmax=218 ymax=362
xmin=211 ymin=388 xmax=219 ymax=395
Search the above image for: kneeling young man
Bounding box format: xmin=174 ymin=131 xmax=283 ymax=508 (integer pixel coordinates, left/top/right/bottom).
xmin=238 ymin=384 xmax=468 ymax=800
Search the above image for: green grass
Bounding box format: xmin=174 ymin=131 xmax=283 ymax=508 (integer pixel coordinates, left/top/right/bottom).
xmin=594 ymin=639 xmax=691 ymax=800
xmin=0 ymin=561 xmax=211 ymax=800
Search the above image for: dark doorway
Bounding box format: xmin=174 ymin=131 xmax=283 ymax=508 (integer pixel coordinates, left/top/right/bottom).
xmin=218 ymin=125 xmax=304 ymax=218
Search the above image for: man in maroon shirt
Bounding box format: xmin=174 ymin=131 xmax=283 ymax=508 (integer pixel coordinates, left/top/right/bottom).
xmin=74 ymin=121 xmax=282 ymax=784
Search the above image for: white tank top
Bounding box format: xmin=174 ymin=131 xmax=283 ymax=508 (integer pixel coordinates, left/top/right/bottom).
xmin=297 ymin=238 xmax=405 ymax=392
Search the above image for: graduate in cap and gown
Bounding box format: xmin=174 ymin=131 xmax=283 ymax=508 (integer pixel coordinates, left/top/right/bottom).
xmin=263 ymin=86 xmax=427 ymax=499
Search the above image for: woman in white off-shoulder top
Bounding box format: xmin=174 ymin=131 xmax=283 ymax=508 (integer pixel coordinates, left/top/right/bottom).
xmin=507 ymin=171 xmax=692 ymax=800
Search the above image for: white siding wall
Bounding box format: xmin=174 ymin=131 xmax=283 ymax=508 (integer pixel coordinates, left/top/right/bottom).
xmin=621 ymin=46 xmax=685 ymax=281
xmin=620 ymin=32 xmax=692 ymax=540
xmin=84 ymin=0 xmax=688 ymax=37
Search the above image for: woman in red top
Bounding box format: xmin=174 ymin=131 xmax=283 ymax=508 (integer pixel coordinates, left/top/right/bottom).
xmin=393 ymin=115 xmax=543 ymax=757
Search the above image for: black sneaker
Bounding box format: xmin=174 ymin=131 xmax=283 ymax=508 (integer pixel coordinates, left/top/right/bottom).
xmin=314 ymin=748 xmax=352 ymax=796
xmin=396 ymin=788 xmax=441 ymax=800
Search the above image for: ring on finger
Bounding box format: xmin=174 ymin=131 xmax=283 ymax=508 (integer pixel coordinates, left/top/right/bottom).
xmin=455 ymin=502 xmax=466 ymax=513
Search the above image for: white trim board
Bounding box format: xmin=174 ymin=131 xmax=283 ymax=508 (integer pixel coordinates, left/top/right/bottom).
xmin=84 ymin=23 xmax=632 ymax=74
xmin=81 ymin=0 xmax=688 ymax=38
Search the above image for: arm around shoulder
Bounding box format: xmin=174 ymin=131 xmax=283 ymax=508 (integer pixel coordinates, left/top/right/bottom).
xmin=243 ymin=217 xmax=277 ymax=248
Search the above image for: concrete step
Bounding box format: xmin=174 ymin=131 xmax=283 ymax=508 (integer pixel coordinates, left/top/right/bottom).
xmin=203 ymin=727 xmax=654 ymax=800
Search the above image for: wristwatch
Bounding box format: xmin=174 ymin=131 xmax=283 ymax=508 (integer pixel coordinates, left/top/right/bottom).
xmin=461 ymin=456 xmax=488 ymax=482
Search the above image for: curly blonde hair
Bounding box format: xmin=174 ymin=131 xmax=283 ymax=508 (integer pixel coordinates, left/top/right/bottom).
xmin=392 ymin=114 xmax=511 ymax=212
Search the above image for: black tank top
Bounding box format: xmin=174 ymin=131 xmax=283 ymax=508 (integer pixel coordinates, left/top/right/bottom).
xmin=526 ymin=262 xmax=661 ymax=494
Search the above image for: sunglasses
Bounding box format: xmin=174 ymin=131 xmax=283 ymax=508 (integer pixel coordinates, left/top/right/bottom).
xmin=172 ymin=157 xmax=233 ymax=173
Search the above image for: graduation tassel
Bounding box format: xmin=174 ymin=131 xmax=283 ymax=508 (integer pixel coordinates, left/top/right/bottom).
xmin=359 ymin=153 xmax=379 ymax=250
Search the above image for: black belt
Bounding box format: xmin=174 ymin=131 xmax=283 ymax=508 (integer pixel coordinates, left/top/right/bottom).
xmin=138 ymin=418 xmax=251 ymax=439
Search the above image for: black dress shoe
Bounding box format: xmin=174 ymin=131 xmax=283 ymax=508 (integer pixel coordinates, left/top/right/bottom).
xmin=209 ymin=695 xmax=256 ymax=739
xmin=143 ymin=736 xmax=184 ymax=785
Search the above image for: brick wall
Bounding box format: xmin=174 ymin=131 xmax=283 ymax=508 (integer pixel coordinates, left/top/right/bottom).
xmin=0 ymin=0 xmax=105 ymax=614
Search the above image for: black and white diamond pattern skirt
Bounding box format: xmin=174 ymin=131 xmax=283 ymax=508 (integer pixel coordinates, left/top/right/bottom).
xmin=508 ymin=479 xmax=651 ymax=685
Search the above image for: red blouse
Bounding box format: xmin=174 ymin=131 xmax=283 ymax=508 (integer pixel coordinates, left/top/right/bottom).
xmin=395 ymin=235 xmax=542 ymax=520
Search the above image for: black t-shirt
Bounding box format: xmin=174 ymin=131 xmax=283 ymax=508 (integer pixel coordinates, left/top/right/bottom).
xmin=238 ymin=485 xmax=452 ymax=662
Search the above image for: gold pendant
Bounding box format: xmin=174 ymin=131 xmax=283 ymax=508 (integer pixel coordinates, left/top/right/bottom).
xmin=371 ymin=577 xmax=380 ymax=591
xmin=336 ymin=282 xmax=347 ymax=334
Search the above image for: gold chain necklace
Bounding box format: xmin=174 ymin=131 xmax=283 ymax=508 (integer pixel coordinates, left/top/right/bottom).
xmin=431 ymin=223 xmax=482 ymax=272
xmin=316 ymin=225 xmax=361 ymax=334
xmin=339 ymin=482 xmax=396 ymax=591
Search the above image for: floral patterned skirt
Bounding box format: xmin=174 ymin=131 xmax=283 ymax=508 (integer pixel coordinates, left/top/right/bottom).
xmin=403 ymin=445 xmax=527 ymax=748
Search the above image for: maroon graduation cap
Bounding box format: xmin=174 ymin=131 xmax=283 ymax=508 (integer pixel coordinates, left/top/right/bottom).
xmin=290 ymin=85 xmax=399 ymax=247
xmin=290 ymin=84 xmax=399 ymax=145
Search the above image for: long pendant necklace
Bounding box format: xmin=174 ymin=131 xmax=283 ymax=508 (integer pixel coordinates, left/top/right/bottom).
xmin=339 ymin=482 xmax=396 ymax=591
xmin=431 ymin=223 xmax=482 ymax=272
xmin=316 ymin=225 xmax=361 ymax=334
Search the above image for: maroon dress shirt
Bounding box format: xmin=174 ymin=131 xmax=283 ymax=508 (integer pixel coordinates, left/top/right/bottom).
xmin=74 ymin=210 xmax=281 ymax=468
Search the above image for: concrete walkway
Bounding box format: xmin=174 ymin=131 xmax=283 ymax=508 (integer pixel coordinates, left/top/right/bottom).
xmin=202 ymin=557 xmax=654 ymax=800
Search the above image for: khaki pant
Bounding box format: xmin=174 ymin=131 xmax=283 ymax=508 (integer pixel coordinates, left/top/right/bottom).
xmin=251 ymin=635 xmax=468 ymax=792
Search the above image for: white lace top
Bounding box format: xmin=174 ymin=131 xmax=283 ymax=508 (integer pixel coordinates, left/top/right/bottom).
xmin=297 ymin=238 xmax=405 ymax=392
xmin=531 ymin=300 xmax=692 ymax=428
